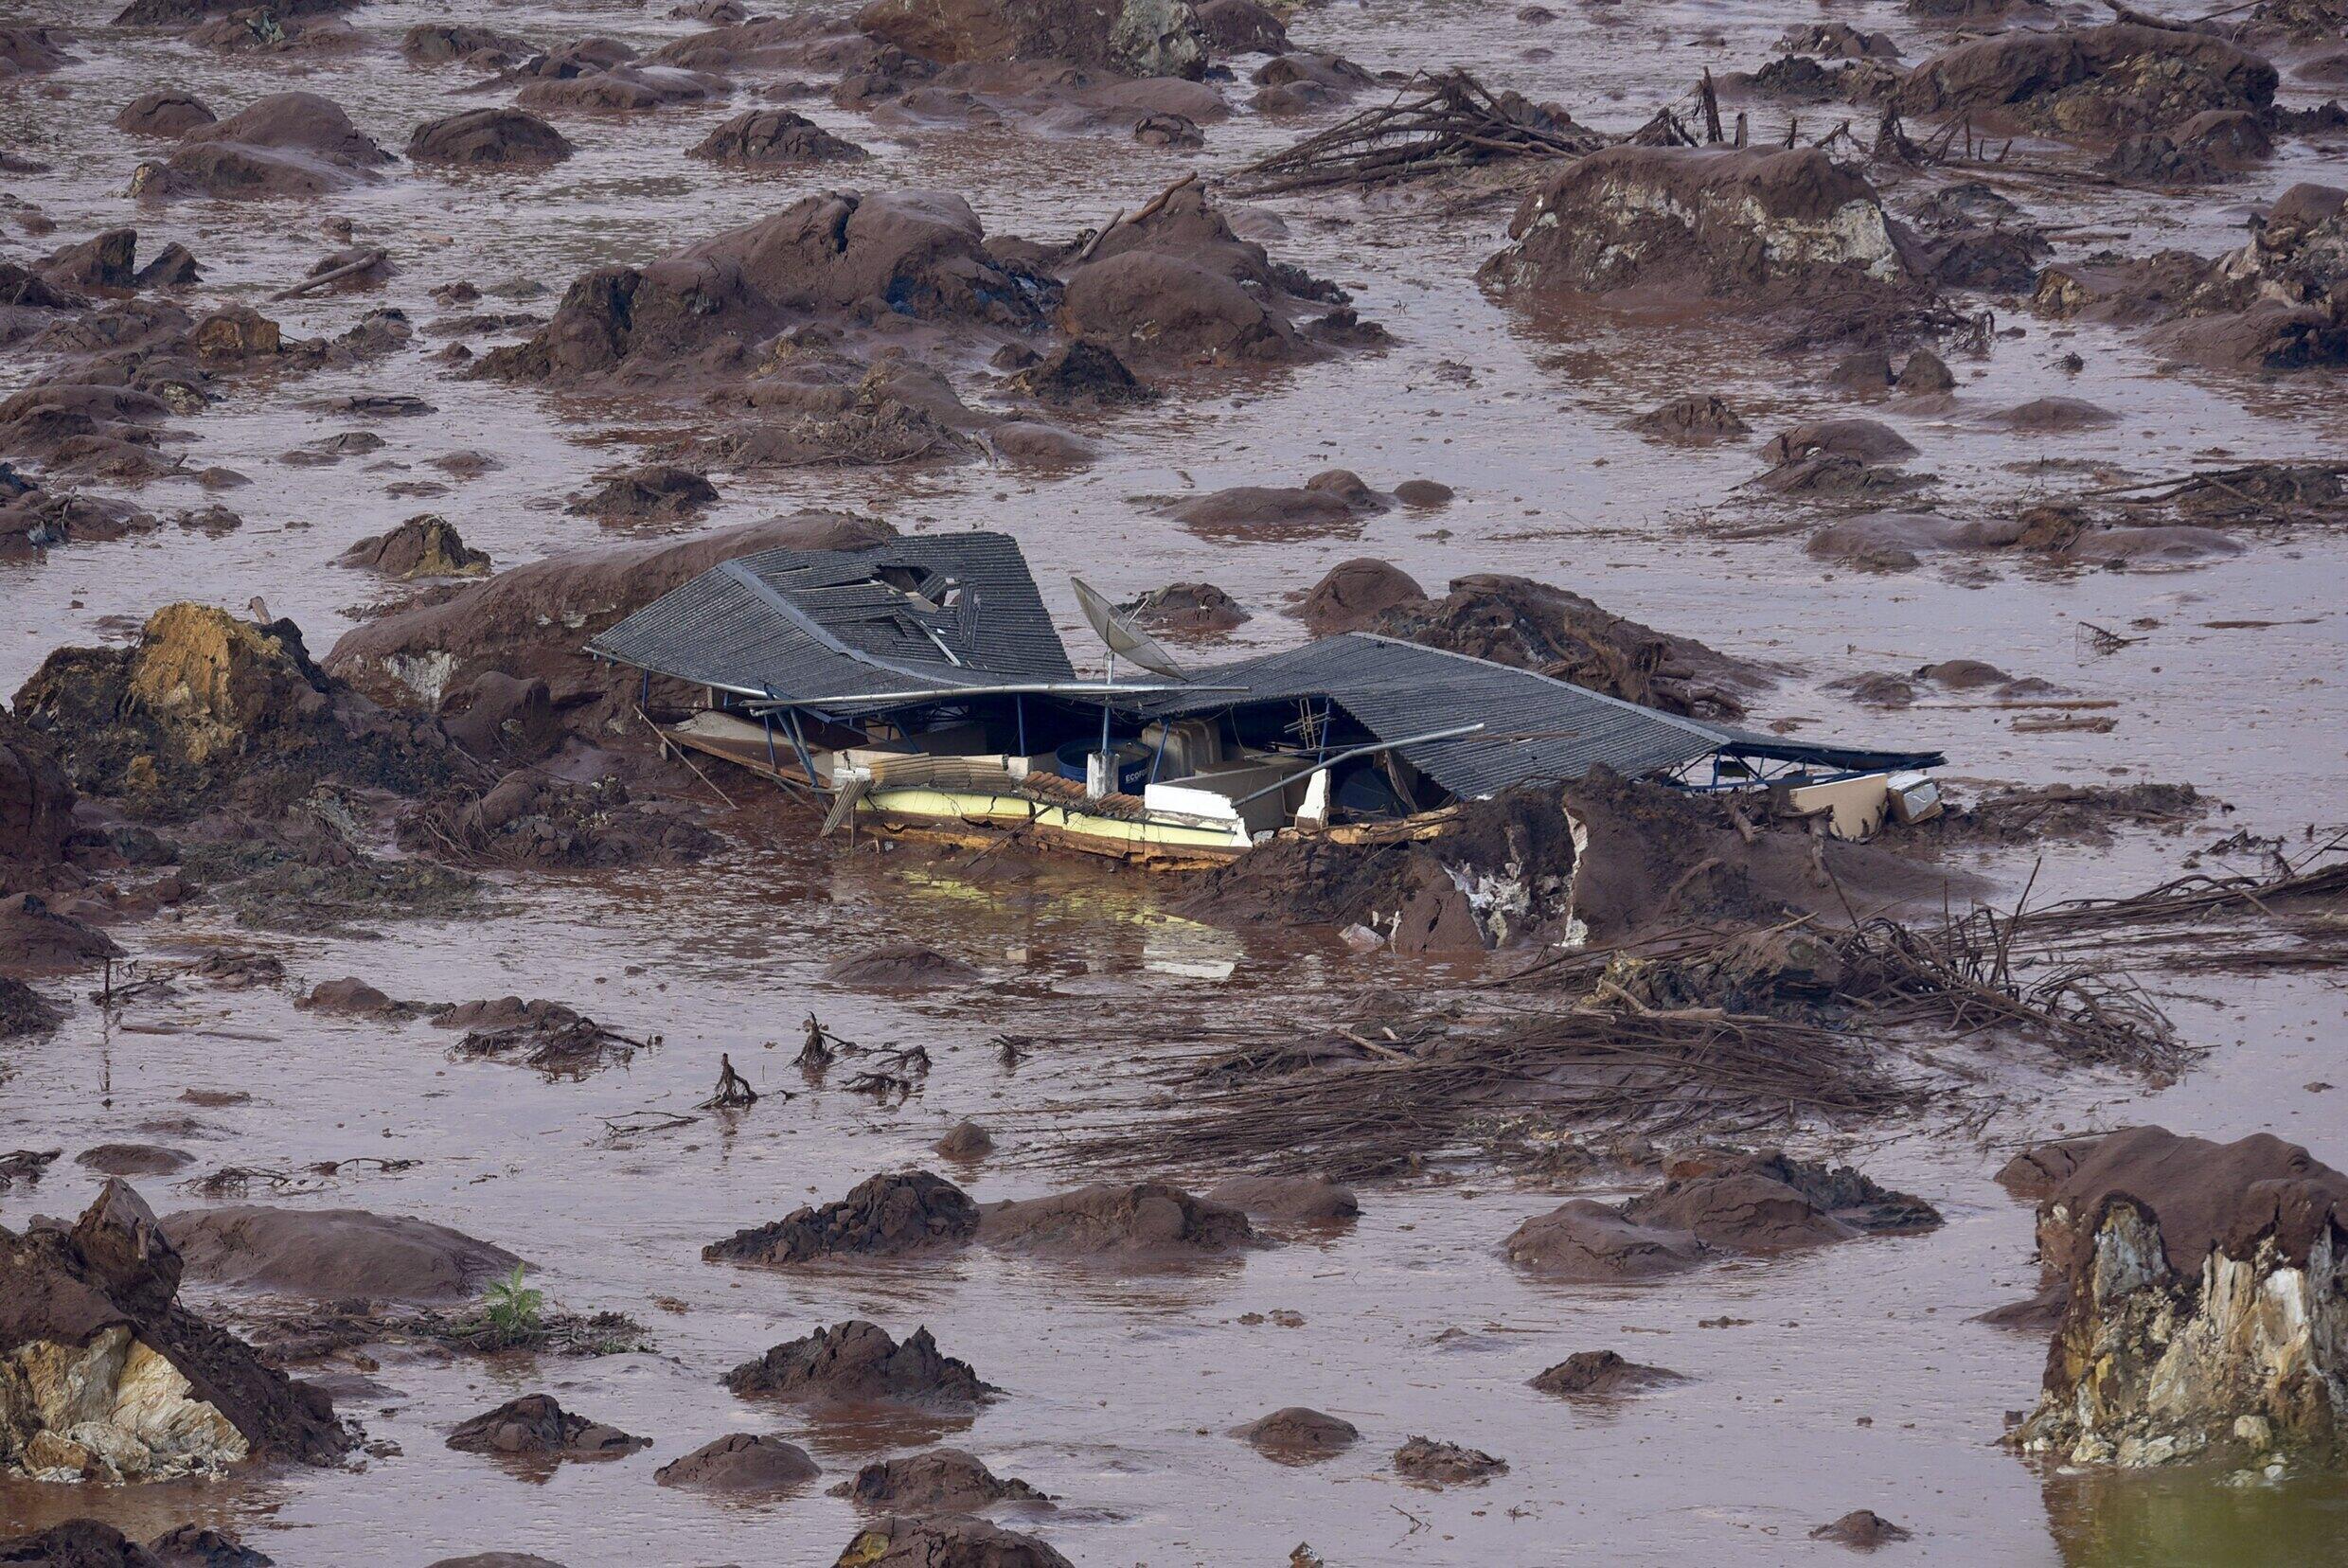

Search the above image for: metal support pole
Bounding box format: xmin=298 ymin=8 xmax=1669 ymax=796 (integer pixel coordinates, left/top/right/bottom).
xmin=1147 ymin=721 xmax=1170 ymax=786
xmin=762 ymin=712 xmax=777 ymax=771
xmin=783 ymin=709 xmax=822 ymax=791
xmin=1016 ymin=694 xmax=1027 ymax=757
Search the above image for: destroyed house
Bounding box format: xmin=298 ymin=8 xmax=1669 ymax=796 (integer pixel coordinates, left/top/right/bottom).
xmin=588 ymin=533 xmax=1943 ymax=866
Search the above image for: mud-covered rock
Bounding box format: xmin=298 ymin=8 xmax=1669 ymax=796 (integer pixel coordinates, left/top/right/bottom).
xmin=1004 ymin=337 xmax=1151 ymax=405
xmin=725 ymin=1320 xmax=999 ymax=1405
xmin=0 ymin=25 xmax=70 ymax=74
xmin=566 ymin=464 xmax=717 ymax=523
xmin=1233 ymin=1406 xmax=1358 ymax=1462
xmin=1628 ymin=392 xmax=1751 ymax=443
xmin=340 ymin=514 xmax=490 ymax=579
xmin=978 ymin=1182 xmax=1254 ymax=1260
xmin=0 ymin=892 xmax=122 ymax=975
xmin=934 ymin=1120 xmax=995 ymax=1161
xmin=829 ymin=1515 xmax=1072 ymax=1568
xmin=406 ymin=108 xmax=575 ymax=167
xmin=1120 ymin=582 xmax=1246 ymax=633
xmin=115 ymin=91 xmax=218 ymax=136
xmin=1503 ymin=1199 xmax=1712 ymax=1282
xmin=446 ymin=1394 xmax=648 ymax=1459
xmin=1810 ymin=1510 xmax=1912 ymax=1548
xmin=830 ymin=1447 xmax=1048 ymax=1510
xmin=691 ymin=108 xmax=869 ymax=163
xmin=705 ymin=1170 xmax=980 ymax=1265
xmin=855 ymin=0 xmax=1208 ymax=80
xmin=0 ymin=710 xmax=75 ymax=891
xmin=1485 ymin=147 xmax=1925 ymax=316
xmin=1203 ymin=1175 xmax=1358 ymax=1224
xmin=1195 ymin=0 xmax=1285 ymax=54
xmin=1529 ymin=1349 xmax=1685 ymax=1398
xmin=0 ymin=974 xmax=66 ymax=1037
xmin=132 ymin=92 xmax=394 ymax=200
xmin=1392 ymin=1435 xmax=1505 ymax=1486
xmin=401 ymin=23 xmax=539 ymax=68
xmin=0 ymin=1182 xmax=351 ymax=1482
xmin=2007 ymin=1126 xmax=2348 ymax=1470
xmin=162 ymin=1205 xmax=522 ymax=1302
xmin=1896 ymin=24 xmax=2277 ymax=141
xmin=11 ymin=604 xmax=455 ymax=816
xmin=656 ymin=1432 xmax=820 ymax=1493
xmin=825 ymin=942 xmax=975 ymax=989
xmin=1292 ymin=558 xmax=1426 ymax=634
xmin=1621 ymin=1151 xmax=1942 ymax=1251
xmin=0 ymin=1522 xmax=274 ymax=1566
xmin=515 ymin=63 xmax=725 ymax=113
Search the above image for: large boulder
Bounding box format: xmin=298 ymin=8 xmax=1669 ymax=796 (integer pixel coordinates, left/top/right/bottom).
xmin=1896 ymin=24 xmax=2278 ymax=140
xmin=0 ymin=1182 xmax=351 ymax=1482
xmin=0 ymin=711 xmax=74 ymax=892
xmin=131 ymin=92 xmax=393 ymax=200
xmin=2006 ymin=1127 xmax=2348 ymax=1470
xmin=855 ymin=0 xmax=1208 ymax=80
xmin=1483 ymin=146 xmax=1924 ymax=312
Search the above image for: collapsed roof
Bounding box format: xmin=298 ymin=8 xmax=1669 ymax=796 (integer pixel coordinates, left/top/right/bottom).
xmin=587 ymin=534 xmax=1942 ymax=792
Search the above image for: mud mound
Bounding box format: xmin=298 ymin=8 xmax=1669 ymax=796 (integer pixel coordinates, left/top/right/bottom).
xmin=1058 ymin=180 xmax=1363 ymax=367
xmin=0 ymin=1522 xmax=275 ymax=1566
xmin=1485 ymin=147 xmax=1924 ymax=315
xmin=825 ymin=942 xmax=976 ymax=989
xmin=77 ymin=1143 xmax=194 ymax=1176
xmin=515 ymin=63 xmax=725 ymax=113
xmin=133 ymin=92 xmax=394 ymax=200
xmin=116 ymin=91 xmax=217 ymax=136
xmin=1366 ymin=572 xmax=1766 ymax=720
xmin=1233 ymin=1407 xmax=1358 ymax=1462
xmin=1503 ymin=1199 xmax=1712 ymax=1282
xmin=1202 ymin=1175 xmax=1358 ymax=1223
xmin=1763 ymin=418 xmax=1916 ymax=466
xmin=977 ymin=1182 xmax=1254 ymax=1260
xmin=401 ymin=23 xmax=539 ymax=67
xmin=656 ymin=1432 xmax=820 ymax=1493
xmin=1621 ymin=1152 xmax=1941 ymax=1251
xmin=0 ymin=24 xmax=69 ymax=74
xmin=1529 ymin=1349 xmax=1685 ymax=1398
xmin=12 ymin=604 xmax=454 ymax=816
xmin=407 ymin=108 xmax=575 ymax=166
xmin=162 ymin=1205 xmax=522 ymax=1302
xmin=831 ymin=1448 xmax=1048 ymax=1510
xmin=1393 ymin=1435 xmax=1505 ymax=1486
xmin=0 ymin=711 xmax=75 ymax=890
xmin=0 ymin=974 xmax=66 ymax=1036
xmin=0 ymin=893 xmax=121 ymax=975
xmin=855 ymin=0 xmax=1207 ymax=80
xmin=1628 ymin=392 xmax=1751 ymax=443
xmin=830 ymin=1515 xmax=1072 ymax=1568
xmin=725 ymin=1320 xmax=999 ymax=1405
xmin=477 ymin=191 xmax=1052 ymax=389
xmin=340 ymin=514 xmax=489 ymax=579
xmin=1168 ymin=470 xmax=1387 ymax=541
xmin=1810 ymin=1510 xmax=1912 ymax=1548
xmin=1983 ymin=396 xmax=2118 ymax=433
xmin=567 ymin=464 xmax=716 ymax=522
xmin=446 ymin=1394 xmax=649 ymax=1459
xmin=0 ymin=1182 xmax=350 ymax=1482
xmin=935 ymin=1120 xmax=995 ymax=1160
xmin=1896 ymin=24 xmax=2276 ymax=140
xmin=325 ymin=511 xmax=896 ymax=731
xmin=690 ymin=108 xmax=869 ymax=163
xmin=705 ymin=1170 xmax=981 ymax=1265
xmin=398 ymin=773 xmax=720 ymax=869
xmin=1195 ymin=0 xmax=1284 ymax=54
xmin=1004 ymin=338 xmax=1151 ymax=405
xmin=300 ymin=976 xmax=399 ymax=1014
xmin=1121 ymin=582 xmax=1246 ymax=633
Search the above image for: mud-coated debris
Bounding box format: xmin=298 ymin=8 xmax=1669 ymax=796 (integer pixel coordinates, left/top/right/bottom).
xmin=1809 ymin=1510 xmax=1913 ymax=1548
xmin=1895 ymin=24 xmax=2276 ymax=140
xmin=406 ymin=108 xmax=576 ymax=167
xmin=446 ymin=1393 xmax=649 ymax=1460
xmin=1003 ymin=338 xmax=1152 ymax=405
xmin=1622 ymin=1151 xmax=1942 ymax=1251
xmin=726 ymin=1320 xmax=1000 ymax=1405
xmin=1763 ymin=419 xmax=1916 ymax=467
xmin=0 ymin=976 xmax=65 ymax=1037
xmin=656 ymin=1432 xmax=820 ymax=1494
xmin=566 ymin=464 xmax=718 ymax=523
xmin=0 ymin=1521 xmax=275 ymax=1566
xmin=1233 ymin=1406 xmax=1358 ymax=1463
xmin=0 ymin=1181 xmax=352 ymax=1481
xmin=1503 ymin=1199 xmax=1712 ymax=1282
xmin=1202 ymin=1175 xmax=1358 ymax=1224
xmin=340 ymin=514 xmax=490 ymax=579
xmin=706 ymin=1170 xmax=981 ymax=1266
xmin=856 ymin=0 xmax=1208 ymax=80
xmin=830 ymin=1448 xmax=1049 ymax=1511
xmin=2006 ymin=1126 xmax=2348 ymax=1469
xmin=0 ymin=892 xmax=123 ymax=975
xmin=1485 ymin=147 xmax=1927 ymax=321
xmin=76 ymin=1143 xmax=195 ymax=1176
xmin=1392 ymin=1435 xmax=1506 ymax=1487
xmin=825 ymin=942 xmax=976 ymax=990
xmin=690 ymin=108 xmax=869 ymax=163
xmin=1529 ymin=1349 xmax=1685 ymax=1398
xmin=434 ymin=994 xmax=652 ymax=1076
xmin=978 ymin=1182 xmax=1254 ymax=1260
xmin=132 ymin=92 xmax=395 ymax=200
xmin=400 ymin=23 xmax=540 ymax=68
xmin=829 ymin=1514 xmax=1073 ymax=1568
xmin=1293 ymin=558 xmax=1426 ymax=634
xmin=162 ymin=1204 xmax=522 ymax=1302
xmin=1120 ymin=582 xmax=1246 ymax=633
xmin=934 ymin=1120 xmax=995 ymax=1161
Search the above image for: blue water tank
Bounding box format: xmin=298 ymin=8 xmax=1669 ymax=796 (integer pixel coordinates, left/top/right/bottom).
xmin=1054 ymin=739 xmax=1152 ymax=793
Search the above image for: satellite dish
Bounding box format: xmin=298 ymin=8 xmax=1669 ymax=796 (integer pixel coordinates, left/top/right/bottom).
xmin=1071 ymin=575 xmax=1185 ymax=681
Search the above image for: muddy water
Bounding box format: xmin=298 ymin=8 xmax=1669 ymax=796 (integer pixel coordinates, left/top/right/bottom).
xmin=6 ymin=0 xmax=2348 ymax=1559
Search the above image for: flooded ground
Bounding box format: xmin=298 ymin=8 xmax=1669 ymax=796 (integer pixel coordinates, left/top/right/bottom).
xmin=4 ymin=0 xmax=2347 ymax=1560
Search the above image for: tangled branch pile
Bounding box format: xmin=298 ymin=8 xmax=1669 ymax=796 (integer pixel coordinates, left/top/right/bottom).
xmin=1234 ymin=70 xmax=1608 ymax=195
